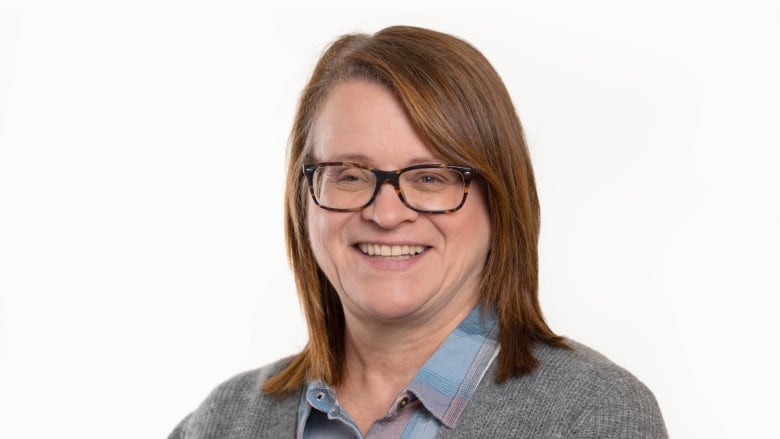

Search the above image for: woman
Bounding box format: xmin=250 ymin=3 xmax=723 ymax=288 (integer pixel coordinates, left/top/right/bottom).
xmin=170 ymin=25 xmax=667 ymax=438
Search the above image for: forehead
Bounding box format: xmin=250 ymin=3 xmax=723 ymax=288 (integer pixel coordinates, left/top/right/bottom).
xmin=309 ymin=80 xmax=440 ymax=167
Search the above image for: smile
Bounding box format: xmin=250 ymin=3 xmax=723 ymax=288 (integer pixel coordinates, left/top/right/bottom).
xmin=357 ymin=243 xmax=427 ymax=257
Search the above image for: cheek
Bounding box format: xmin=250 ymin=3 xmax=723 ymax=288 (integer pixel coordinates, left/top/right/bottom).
xmin=462 ymin=219 xmax=491 ymax=264
xmin=462 ymin=188 xmax=492 ymax=250
xmin=306 ymin=206 xmax=346 ymax=271
xmin=306 ymin=209 xmax=328 ymax=262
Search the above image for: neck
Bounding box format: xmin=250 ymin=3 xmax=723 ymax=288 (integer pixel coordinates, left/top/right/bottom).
xmin=341 ymin=297 xmax=478 ymax=389
xmin=333 ymin=298 xmax=479 ymax=435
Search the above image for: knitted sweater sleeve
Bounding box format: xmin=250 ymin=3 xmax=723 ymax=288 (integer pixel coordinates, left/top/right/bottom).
xmin=566 ymin=364 xmax=667 ymax=438
xmin=166 ymin=358 xmax=299 ymax=439
xmin=167 ymin=413 xmax=190 ymax=439
xmin=441 ymin=340 xmax=667 ymax=439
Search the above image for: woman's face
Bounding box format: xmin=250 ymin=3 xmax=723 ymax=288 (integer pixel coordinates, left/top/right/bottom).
xmin=307 ymin=80 xmax=491 ymax=328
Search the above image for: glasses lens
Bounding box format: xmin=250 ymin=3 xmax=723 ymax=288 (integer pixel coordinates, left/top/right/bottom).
xmin=313 ymin=165 xmax=375 ymax=209
xmin=400 ymin=167 xmax=466 ymax=212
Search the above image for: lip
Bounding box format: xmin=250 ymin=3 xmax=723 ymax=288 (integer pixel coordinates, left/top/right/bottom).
xmin=356 ymin=242 xmax=428 ymax=257
xmin=351 ymin=241 xmax=431 ymax=269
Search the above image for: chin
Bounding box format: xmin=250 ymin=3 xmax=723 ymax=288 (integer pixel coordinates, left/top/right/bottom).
xmin=347 ymin=290 xmax=432 ymax=321
xmin=362 ymin=306 xmax=427 ymax=323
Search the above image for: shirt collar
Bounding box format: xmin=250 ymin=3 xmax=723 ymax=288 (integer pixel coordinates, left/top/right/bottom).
xmin=407 ymin=304 xmax=499 ymax=428
xmin=299 ymin=304 xmax=500 ymax=431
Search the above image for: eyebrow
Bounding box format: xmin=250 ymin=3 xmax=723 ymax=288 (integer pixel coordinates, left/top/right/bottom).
xmin=314 ymin=153 xmax=444 ymax=167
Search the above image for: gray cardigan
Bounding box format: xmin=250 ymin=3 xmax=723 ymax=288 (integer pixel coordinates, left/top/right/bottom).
xmin=169 ymin=340 xmax=667 ymax=438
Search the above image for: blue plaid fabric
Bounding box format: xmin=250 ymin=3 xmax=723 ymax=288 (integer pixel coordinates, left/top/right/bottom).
xmin=297 ymin=305 xmax=500 ymax=438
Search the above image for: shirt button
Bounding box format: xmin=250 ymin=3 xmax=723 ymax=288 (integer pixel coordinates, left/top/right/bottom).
xmin=398 ymin=396 xmax=409 ymax=409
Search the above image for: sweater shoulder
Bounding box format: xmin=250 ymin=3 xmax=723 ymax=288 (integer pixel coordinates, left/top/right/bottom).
xmin=532 ymin=339 xmax=660 ymax=405
xmin=169 ymin=357 xmax=300 ymax=439
xmin=535 ymin=338 xmax=646 ymax=385
xmin=205 ymin=356 xmax=294 ymax=400
xmin=449 ymin=339 xmax=667 ymax=438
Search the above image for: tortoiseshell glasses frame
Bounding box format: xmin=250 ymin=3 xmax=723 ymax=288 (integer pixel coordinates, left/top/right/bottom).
xmin=302 ymin=162 xmax=475 ymax=214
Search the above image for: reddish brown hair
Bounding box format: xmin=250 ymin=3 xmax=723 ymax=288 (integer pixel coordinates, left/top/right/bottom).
xmin=264 ymin=25 xmax=566 ymax=394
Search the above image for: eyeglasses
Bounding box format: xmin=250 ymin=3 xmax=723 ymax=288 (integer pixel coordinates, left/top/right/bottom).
xmin=302 ymin=162 xmax=475 ymax=214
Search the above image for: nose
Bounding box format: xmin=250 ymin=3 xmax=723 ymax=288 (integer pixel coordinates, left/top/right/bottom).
xmin=361 ymin=182 xmax=418 ymax=228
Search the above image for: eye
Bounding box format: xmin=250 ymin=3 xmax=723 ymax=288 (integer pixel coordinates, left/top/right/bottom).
xmin=418 ymin=173 xmax=446 ymax=184
xmin=320 ymin=166 xmax=372 ymax=191
xmin=337 ymin=171 xmax=365 ymax=183
xmin=334 ymin=168 xmax=369 ymax=183
xmin=407 ymin=170 xmax=455 ymax=185
xmin=403 ymin=168 xmax=461 ymax=193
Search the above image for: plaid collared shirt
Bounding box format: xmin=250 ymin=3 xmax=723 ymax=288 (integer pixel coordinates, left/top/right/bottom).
xmin=296 ymin=305 xmax=500 ymax=439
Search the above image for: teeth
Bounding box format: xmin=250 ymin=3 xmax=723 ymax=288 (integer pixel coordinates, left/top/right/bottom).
xmin=358 ymin=243 xmax=425 ymax=257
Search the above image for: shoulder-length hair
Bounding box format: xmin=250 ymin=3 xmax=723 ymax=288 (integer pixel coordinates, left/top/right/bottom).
xmin=264 ymin=25 xmax=566 ymax=395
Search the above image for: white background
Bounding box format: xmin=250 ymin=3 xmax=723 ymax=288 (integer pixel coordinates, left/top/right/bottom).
xmin=1 ymin=1 xmax=778 ymax=437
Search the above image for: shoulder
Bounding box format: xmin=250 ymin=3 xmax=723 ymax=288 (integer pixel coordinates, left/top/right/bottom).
xmin=168 ymin=357 xmax=301 ymax=439
xmin=200 ymin=357 xmax=294 ymax=404
xmin=533 ymin=339 xmax=658 ymax=399
xmin=536 ymin=339 xmax=667 ymax=437
xmin=452 ymin=339 xmax=667 ymax=438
